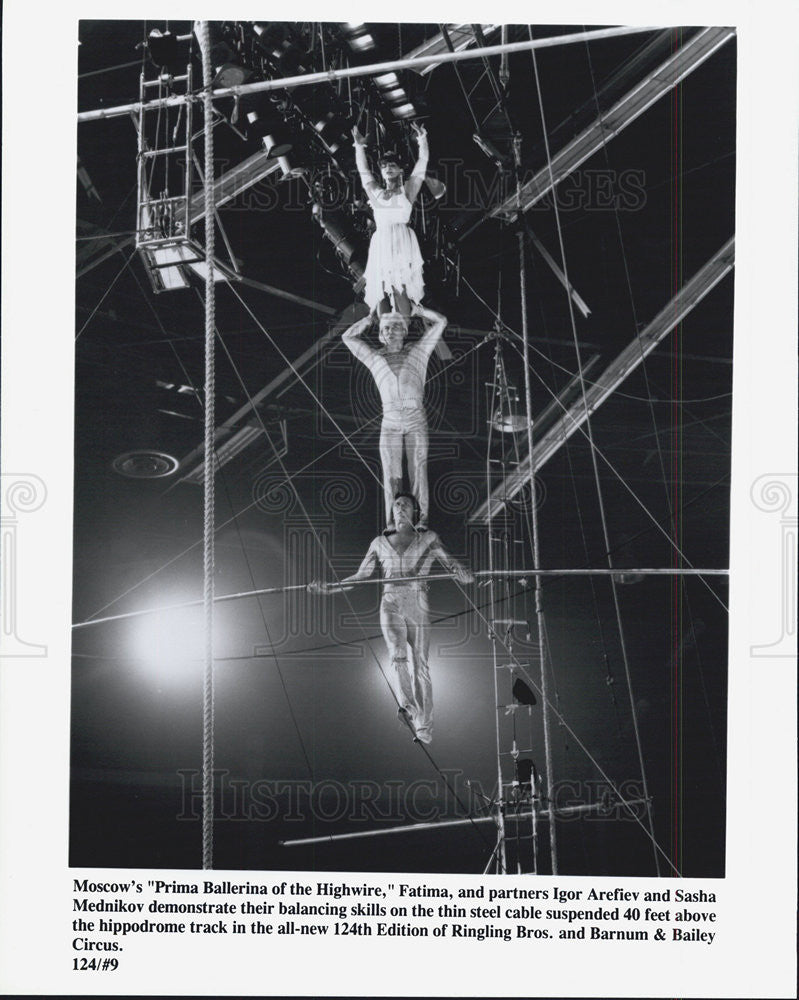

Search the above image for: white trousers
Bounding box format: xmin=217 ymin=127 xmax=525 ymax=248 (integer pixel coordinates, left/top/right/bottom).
xmin=379 ymin=587 xmax=432 ymax=739
xmin=380 ymin=407 xmax=429 ymax=524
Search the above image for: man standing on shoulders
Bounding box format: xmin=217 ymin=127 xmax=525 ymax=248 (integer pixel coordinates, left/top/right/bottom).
xmin=342 ymin=305 xmax=446 ymax=530
xmin=309 ymin=493 xmax=473 ymax=743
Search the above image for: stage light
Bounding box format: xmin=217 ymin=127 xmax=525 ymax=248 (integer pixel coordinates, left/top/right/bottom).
xmin=512 ymin=678 xmax=537 ymax=706
xmin=343 ymin=23 xmax=376 ymax=52
xmin=491 ymin=402 xmax=528 ymax=434
xmin=246 ymin=110 xmax=293 ymax=157
xmin=193 ymin=23 xmax=252 ymax=87
xmin=213 ymin=62 xmax=253 ymax=87
xmin=425 ymin=176 xmax=446 ymax=200
xmin=374 ymin=72 xmax=400 ymax=87
xmin=253 ymin=22 xmax=306 ymax=74
xmin=391 ymin=103 xmax=417 ymax=119
xmin=275 ymin=154 xmax=305 ymax=179
xmin=146 ymin=28 xmax=181 ymax=71
xmin=314 ymin=112 xmax=349 ymax=153
xmin=349 ymin=33 xmax=376 ymax=52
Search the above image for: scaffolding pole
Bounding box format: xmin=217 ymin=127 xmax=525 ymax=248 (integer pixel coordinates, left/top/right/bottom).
xmin=517 ymin=224 xmax=558 ymax=874
xmin=78 ymin=27 xmax=658 ymax=122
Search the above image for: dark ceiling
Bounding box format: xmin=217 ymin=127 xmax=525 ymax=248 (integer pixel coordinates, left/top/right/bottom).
xmin=71 ymin=21 xmax=735 ymax=876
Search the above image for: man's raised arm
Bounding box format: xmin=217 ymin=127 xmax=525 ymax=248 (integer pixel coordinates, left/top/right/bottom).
xmin=342 ymin=315 xmax=379 ymax=367
xmin=413 ymin=305 xmax=447 ymax=358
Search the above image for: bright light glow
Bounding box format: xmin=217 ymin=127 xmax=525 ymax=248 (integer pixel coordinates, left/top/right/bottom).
xmin=392 ymin=103 xmax=417 ymax=118
xmin=374 ymin=72 xmax=400 ymax=87
xmin=344 ymin=22 xmax=365 ymax=31
xmin=350 ymin=33 xmax=375 ymax=51
xmin=382 ymin=87 xmax=407 ymax=102
xmin=131 ymin=604 xmax=220 ymax=687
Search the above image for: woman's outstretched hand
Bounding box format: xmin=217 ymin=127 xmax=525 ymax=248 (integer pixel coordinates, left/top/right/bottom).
xmin=411 ymin=122 xmax=428 ymax=143
xmin=352 ymin=126 xmax=367 ymax=147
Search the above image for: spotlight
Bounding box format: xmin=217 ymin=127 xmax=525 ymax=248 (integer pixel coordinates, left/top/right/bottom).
xmin=253 ymin=22 xmax=306 ymax=75
xmin=277 ymin=158 xmax=305 ymax=179
xmin=515 ymin=758 xmax=535 ymax=786
xmin=425 ymin=176 xmax=446 ymax=200
xmin=245 ymin=111 xmax=293 ymax=157
xmin=213 ymin=62 xmax=253 ymax=88
xmin=312 ymin=204 xmax=365 ymax=279
xmin=491 ymin=400 xmax=528 ymax=434
xmin=512 ymin=678 xmax=537 ymax=706
xmin=193 ymin=24 xmax=252 ymax=87
xmin=146 ymin=29 xmax=181 ymax=71
xmin=342 ymin=23 xmax=376 ymax=52
xmin=314 ymin=112 xmax=349 ymax=153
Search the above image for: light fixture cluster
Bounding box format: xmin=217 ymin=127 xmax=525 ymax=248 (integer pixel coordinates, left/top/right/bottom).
xmin=342 ymin=23 xmax=376 ymax=52
xmin=372 ymin=70 xmax=418 ymax=119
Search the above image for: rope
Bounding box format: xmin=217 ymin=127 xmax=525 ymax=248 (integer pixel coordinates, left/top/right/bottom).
xmin=527 ymin=27 xmax=660 ymax=874
xmin=517 ymin=226 xmax=558 ymax=872
xmin=198 ymin=20 xmax=216 ymax=872
xmin=75 ymin=247 xmax=138 ymax=340
xmin=126 ymin=260 xmax=318 ymax=780
xmin=78 ymin=337 xmax=484 ymax=625
xmin=210 ymin=280 xmax=498 ymax=860
xmin=581 ymin=30 xmax=727 ymax=808
xmin=485 ymin=340 xmax=508 ymax=873
xmin=459 ymin=270 xmax=729 ymax=404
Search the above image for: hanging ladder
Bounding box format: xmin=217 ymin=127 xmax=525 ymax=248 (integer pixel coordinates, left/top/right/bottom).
xmin=484 ymin=334 xmax=543 ymax=873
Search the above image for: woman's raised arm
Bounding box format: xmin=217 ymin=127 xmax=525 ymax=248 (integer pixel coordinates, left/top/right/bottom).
xmin=404 ymin=123 xmax=429 ymax=203
xmin=352 ymin=126 xmax=381 ymax=199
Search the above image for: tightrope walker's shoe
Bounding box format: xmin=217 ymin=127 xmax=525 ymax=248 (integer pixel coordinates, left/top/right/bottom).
xmin=397 ymin=706 xmax=417 ymax=736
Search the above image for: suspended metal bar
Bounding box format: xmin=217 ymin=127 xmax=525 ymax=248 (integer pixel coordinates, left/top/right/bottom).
xmin=72 ymin=568 xmax=729 ymax=629
xmin=175 ymin=308 xmax=350 ymax=482
xmin=469 ymin=237 xmax=735 ymax=523
xmin=279 ymin=798 xmax=651 ymax=846
xmin=77 ymin=27 xmax=659 ymax=122
xmin=458 ymin=26 xmax=735 ymax=240
xmin=404 ymin=24 xmax=500 ymax=76
xmin=490 ymin=27 xmax=734 ymax=219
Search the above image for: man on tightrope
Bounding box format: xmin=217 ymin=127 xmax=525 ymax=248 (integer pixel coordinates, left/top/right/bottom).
xmin=342 ymin=304 xmax=446 ymax=530
xmin=309 ymin=493 xmax=473 ymax=743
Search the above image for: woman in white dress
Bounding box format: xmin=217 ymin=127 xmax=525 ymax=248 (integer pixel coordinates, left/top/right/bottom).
xmin=352 ymin=123 xmax=428 ymax=317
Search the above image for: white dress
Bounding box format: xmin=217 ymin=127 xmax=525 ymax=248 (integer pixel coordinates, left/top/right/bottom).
xmin=363 ymin=187 xmax=425 ymax=312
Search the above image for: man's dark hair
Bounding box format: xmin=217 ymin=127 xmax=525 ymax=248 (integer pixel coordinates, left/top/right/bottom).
xmin=377 ymin=149 xmax=402 ymax=168
xmin=393 ymin=492 xmax=420 ymax=523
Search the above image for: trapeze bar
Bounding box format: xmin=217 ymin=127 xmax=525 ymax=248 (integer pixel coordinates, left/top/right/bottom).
xmin=71 ymin=568 xmax=728 ymax=630
xmin=77 ymin=26 xmax=658 ymax=123
xmin=279 ymin=798 xmax=651 ymax=846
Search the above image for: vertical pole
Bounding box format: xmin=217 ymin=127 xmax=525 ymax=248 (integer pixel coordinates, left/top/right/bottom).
xmin=135 ymin=72 xmax=145 ymax=242
xmin=517 ymin=227 xmax=558 ymax=874
xmin=198 ymin=21 xmax=216 ymax=872
xmin=487 ymin=342 xmax=507 ymax=875
xmin=185 ymin=63 xmax=193 ymax=238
